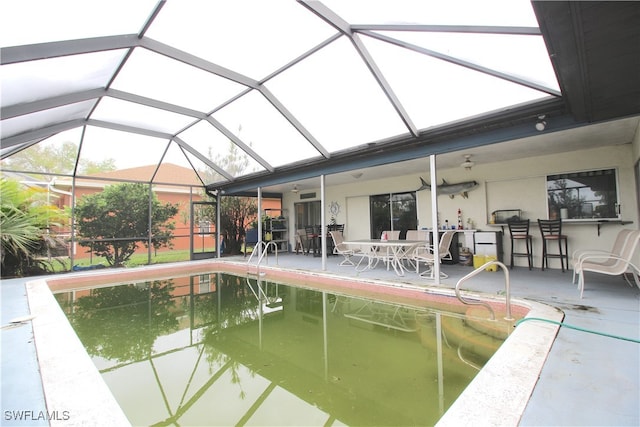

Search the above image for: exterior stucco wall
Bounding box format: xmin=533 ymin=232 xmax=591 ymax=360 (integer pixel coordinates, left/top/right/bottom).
xmin=284 ymin=143 xmax=639 ymax=269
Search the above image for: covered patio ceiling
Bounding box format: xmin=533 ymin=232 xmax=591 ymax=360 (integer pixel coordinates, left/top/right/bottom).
xmin=1 ymin=1 xmax=639 ymax=195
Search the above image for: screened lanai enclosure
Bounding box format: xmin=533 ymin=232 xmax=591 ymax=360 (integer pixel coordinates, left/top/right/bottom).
xmin=1 ymin=1 xmax=639 ymax=269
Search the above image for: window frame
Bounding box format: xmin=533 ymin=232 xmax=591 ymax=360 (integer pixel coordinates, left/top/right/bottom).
xmin=545 ymin=168 xmax=621 ymax=221
xmin=369 ymin=191 xmax=417 ymax=239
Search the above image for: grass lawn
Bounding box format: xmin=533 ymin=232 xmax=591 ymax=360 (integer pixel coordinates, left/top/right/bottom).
xmin=47 ymin=249 xmax=193 ymax=273
xmin=40 ymin=243 xmax=259 ymax=274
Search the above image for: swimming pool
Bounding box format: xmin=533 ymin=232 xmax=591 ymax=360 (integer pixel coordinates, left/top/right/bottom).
xmin=26 ymin=260 xmax=563 ymax=426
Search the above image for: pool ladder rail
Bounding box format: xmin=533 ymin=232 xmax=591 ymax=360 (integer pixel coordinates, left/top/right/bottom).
xmin=455 ymin=260 xmax=513 ymax=321
xmin=247 ymin=240 xmax=279 ymax=272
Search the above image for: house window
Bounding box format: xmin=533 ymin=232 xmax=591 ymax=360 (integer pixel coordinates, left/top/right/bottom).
xmin=546 ymin=168 xmax=619 ymax=220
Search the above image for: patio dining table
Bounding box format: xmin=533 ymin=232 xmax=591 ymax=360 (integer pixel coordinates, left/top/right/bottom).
xmin=342 ymin=239 xmax=426 ymax=276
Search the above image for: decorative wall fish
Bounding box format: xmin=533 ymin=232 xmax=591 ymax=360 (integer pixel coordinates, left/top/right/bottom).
xmin=417 ymin=177 xmax=479 ymax=199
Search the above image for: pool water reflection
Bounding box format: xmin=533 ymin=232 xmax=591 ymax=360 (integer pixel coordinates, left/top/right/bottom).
xmin=54 ymin=272 xmax=509 ymax=426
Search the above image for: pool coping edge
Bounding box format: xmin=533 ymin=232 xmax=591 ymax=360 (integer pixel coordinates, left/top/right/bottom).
xmin=26 ymin=279 xmax=131 ymax=427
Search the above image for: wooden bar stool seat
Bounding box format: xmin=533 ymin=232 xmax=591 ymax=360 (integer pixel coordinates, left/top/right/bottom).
xmin=538 ymin=219 xmax=569 ymax=271
xmin=507 ymin=219 xmax=533 ymax=270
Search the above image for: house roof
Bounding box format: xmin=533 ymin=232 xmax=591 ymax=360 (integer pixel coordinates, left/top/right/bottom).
xmin=88 ymin=163 xmax=203 ymax=187
xmin=1 ymin=1 xmax=639 ymax=195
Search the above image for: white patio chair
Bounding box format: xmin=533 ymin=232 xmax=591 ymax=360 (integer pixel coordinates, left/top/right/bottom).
xmin=413 ymin=231 xmax=455 ymax=278
xmin=398 ymin=241 xmax=428 ymax=271
xmin=402 ymin=230 xmax=429 ymax=269
xmin=406 ymin=229 xmax=429 ymax=241
xmin=294 ymin=229 xmax=307 ymax=255
xmin=574 ymin=229 xmax=640 ymax=298
xmin=382 ymin=230 xmax=400 ymax=240
xmin=571 ymin=228 xmax=635 ymax=284
xmin=329 ymin=231 xmax=364 ymax=266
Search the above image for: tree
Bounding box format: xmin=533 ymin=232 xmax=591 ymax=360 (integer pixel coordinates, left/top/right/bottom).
xmin=199 ymin=140 xmax=259 ymax=255
xmin=0 ymin=178 xmax=68 ymax=277
xmin=4 ymin=141 xmax=116 ymax=174
xmin=79 ymin=158 xmax=117 ymax=175
xmin=75 ymin=183 xmax=179 ymax=267
xmin=219 ymin=196 xmax=258 ymax=254
xmin=206 ymin=139 xmax=254 ymax=182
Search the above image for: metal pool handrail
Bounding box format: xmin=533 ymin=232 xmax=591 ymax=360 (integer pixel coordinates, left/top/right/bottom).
xmin=455 ymin=260 xmax=513 ymax=321
xmin=247 ymin=241 xmax=279 ymax=269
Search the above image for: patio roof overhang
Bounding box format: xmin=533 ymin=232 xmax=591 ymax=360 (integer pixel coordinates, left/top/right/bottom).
xmin=210 ymin=97 xmax=572 ymax=195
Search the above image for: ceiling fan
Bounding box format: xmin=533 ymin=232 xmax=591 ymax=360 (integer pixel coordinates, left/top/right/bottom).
xmin=460 ymin=154 xmax=475 ymax=171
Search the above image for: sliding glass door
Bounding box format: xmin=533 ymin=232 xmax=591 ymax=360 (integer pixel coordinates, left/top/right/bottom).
xmin=294 ymin=201 xmax=321 ymax=229
xmin=369 ymin=192 xmax=417 ymax=239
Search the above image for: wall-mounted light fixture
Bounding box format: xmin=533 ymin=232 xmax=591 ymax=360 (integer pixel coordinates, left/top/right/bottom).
xmin=535 ymin=115 xmax=547 ymax=131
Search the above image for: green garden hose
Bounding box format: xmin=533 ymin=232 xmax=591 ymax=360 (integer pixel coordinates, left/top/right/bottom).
xmin=515 ymin=317 xmax=640 ymax=344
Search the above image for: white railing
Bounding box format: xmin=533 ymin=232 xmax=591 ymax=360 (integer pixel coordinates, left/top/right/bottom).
xmin=246 ymin=241 xmax=279 ymax=271
xmin=455 ymin=260 xmax=513 ymax=321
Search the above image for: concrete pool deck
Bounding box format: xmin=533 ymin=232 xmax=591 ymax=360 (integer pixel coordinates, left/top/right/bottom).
xmin=1 ymin=254 xmax=639 ymax=426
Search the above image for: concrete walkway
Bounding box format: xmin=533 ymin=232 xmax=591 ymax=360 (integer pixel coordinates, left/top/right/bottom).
xmin=1 ymin=254 xmax=638 ymax=426
xmin=1 ymin=277 xmax=48 ymax=426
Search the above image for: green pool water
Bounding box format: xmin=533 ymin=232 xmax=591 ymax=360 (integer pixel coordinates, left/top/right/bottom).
xmin=54 ymin=272 xmax=507 ymax=426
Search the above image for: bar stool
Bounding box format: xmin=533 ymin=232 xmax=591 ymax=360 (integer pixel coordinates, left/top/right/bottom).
xmin=538 ymin=219 xmax=569 ymax=272
xmin=305 ymin=226 xmax=319 ymax=257
xmin=507 ymin=219 xmax=533 ymax=270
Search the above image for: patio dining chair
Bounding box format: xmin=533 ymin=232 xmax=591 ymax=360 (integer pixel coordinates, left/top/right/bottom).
xmin=294 ymin=229 xmax=307 ymax=255
xmin=573 ymin=229 xmax=640 ymax=298
xmin=412 ymin=231 xmax=455 ymax=278
xmin=382 ymin=230 xmax=401 ymax=240
xmin=406 ymin=229 xmax=429 ymax=241
xmin=326 ymin=224 xmax=344 ymax=254
xmin=398 ymin=241 xmax=428 ymax=271
xmin=329 ymin=231 xmax=365 ymax=266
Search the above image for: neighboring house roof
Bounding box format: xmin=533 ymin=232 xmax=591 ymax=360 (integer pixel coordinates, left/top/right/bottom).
xmin=45 ymin=164 xmax=203 ymax=197
xmin=88 ymin=163 xmax=202 ymax=186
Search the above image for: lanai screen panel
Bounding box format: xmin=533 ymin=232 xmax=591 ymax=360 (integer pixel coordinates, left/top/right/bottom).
xmin=265 ymin=36 xmax=410 ymax=153
xmin=77 ymin=128 xmax=169 ymax=178
xmin=1 ymin=0 xmax=560 ymax=187
xmin=91 ymin=98 xmax=195 ymax=135
xmin=110 ymin=48 xmax=247 ymax=113
xmin=1 ymin=102 xmax=94 ymax=142
xmin=360 ymin=36 xmax=553 ymax=129
xmin=0 ymin=0 xmax=157 ymax=46
xmin=178 ymin=119 xmax=267 ymax=180
xmin=144 ymin=1 xmax=336 ymax=80
xmin=387 ymin=31 xmax=560 ymax=92
xmin=322 ymin=0 xmax=538 ymax=26
xmin=1 ymin=129 xmax=83 ymax=176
